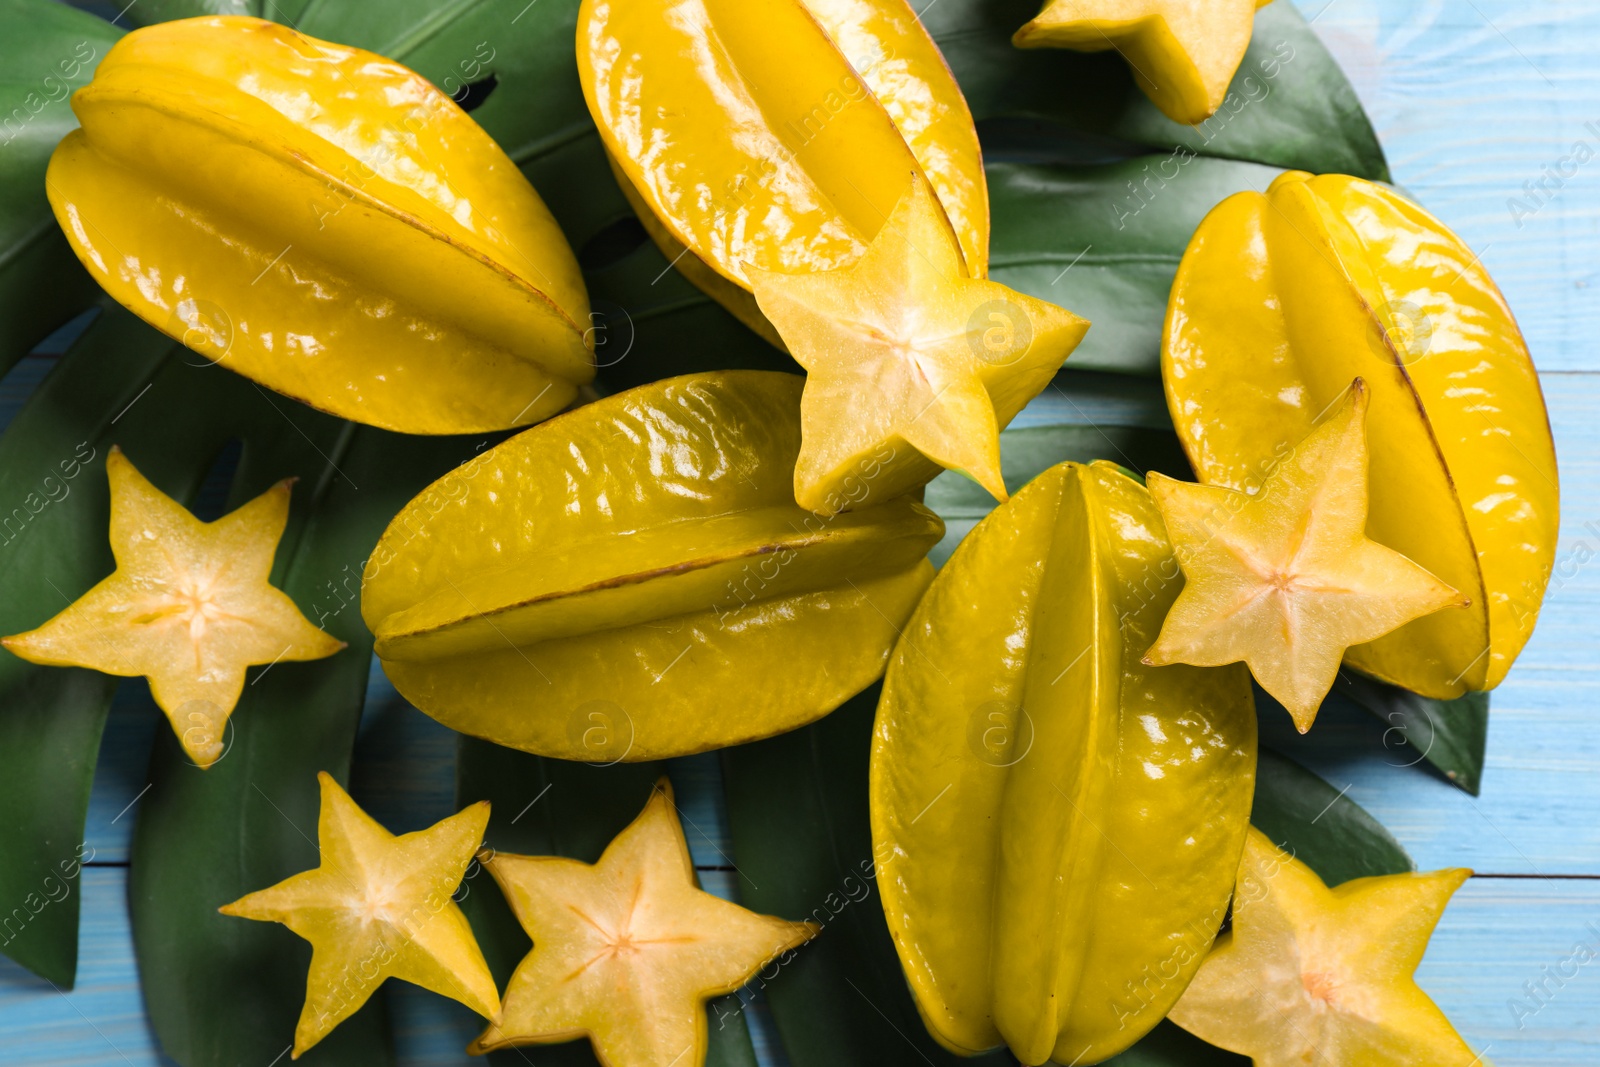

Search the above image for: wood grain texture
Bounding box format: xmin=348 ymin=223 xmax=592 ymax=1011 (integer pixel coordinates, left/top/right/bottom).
xmin=2 ymin=0 xmax=1597 ymax=1064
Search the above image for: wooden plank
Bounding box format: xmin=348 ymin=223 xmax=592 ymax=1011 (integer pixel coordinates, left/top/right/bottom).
xmin=5 ymin=870 xmax=1592 ymax=1066
xmin=1303 ymin=0 xmax=1600 ymax=373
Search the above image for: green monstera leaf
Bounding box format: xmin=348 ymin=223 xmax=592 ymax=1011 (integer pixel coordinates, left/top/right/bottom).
xmin=924 ymin=0 xmax=1388 ymax=180
xmin=0 ymin=0 xmax=121 ymax=374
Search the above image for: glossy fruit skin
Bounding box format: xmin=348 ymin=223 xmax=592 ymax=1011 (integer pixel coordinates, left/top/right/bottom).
xmin=1163 ymin=170 xmax=1559 ymax=696
xmin=871 ymin=460 xmax=1256 ymax=1064
xmin=362 ymin=371 xmax=942 ymax=761
xmin=47 ymin=15 xmax=592 ymax=434
xmin=576 ymin=0 xmax=988 ymax=340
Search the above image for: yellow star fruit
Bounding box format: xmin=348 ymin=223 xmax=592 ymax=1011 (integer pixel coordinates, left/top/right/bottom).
xmin=1163 ymin=170 xmax=1558 ymax=697
xmin=48 ymin=16 xmax=593 ymax=434
xmin=750 ymin=177 xmax=1088 ymax=513
xmin=2 ymin=448 xmax=343 ymax=767
xmin=220 ymin=773 xmax=500 ymax=1059
xmin=1170 ymin=827 xmax=1480 ymax=1066
xmin=1014 ymin=0 xmax=1276 ymax=125
xmin=1144 ymin=380 xmax=1467 ymax=730
xmin=472 ymin=779 xmax=817 ymax=1066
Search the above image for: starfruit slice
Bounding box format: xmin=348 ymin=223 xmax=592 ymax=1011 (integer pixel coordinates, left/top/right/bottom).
xmin=361 ymin=371 xmax=941 ymax=761
xmin=578 ymin=0 xmax=1087 ymax=510
xmin=749 ymin=175 xmax=1089 ymax=514
xmin=220 ymin=772 xmax=499 ymax=1058
xmin=577 ymin=0 xmax=989 ymax=338
xmin=473 ymin=779 xmax=817 ymax=1065
xmin=2 ymin=448 xmax=342 ymax=768
xmin=1170 ymin=827 xmax=1479 ymax=1066
xmin=1164 ymin=170 xmax=1559 ymax=697
xmin=47 ymin=15 xmax=592 ymax=434
xmin=1014 ymin=0 xmax=1275 ymax=125
xmin=870 ymin=460 xmax=1257 ymax=1064
xmin=1146 ymin=381 xmax=1468 ymax=731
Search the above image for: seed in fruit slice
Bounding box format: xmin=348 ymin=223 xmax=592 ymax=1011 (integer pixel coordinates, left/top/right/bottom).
xmin=1013 ymin=0 xmax=1274 ymax=125
xmin=1 ymin=448 xmax=343 ymax=768
xmin=360 ymin=371 xmax=943 ymax=761
xmin=871 ymin=460 xmax=1256 ymax=1064
xmin=1169 ymin=827 xmax=1477 ymax=1066
xmin=577 ymin=0 xmax=989 ymax=340
xmin=219 ymin=772 xmax=499 ymax=1057
xmin=48 ymin=16 xmax=592 ymax=434
xmin=471 ymin=779 xmax=816 ymax=1065
xmin=750 ymin=177 xmax=1089 ymax=514
xmin=1145 ymin=381 xmax=1466 ymax=731
xmin=1164 ymin=170 xmax=1558 ymax=697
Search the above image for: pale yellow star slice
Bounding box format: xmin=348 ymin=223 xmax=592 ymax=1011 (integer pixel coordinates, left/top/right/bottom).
xmin=1144 ymin=380 xmax=1467 ymax=730
xmin=220 ymin=772 xmax=500 ymax=1058
xmin=1170 ymin=827 xmax=1480 ymax=1067
xmin=2 ymin=447 xmax=343 ymax=766
xmin=471 ymin=779 xmax=818 ymax=1067
xmin=749 ymin=175 xmax=1087 ymax=515
xmin=1014 ymin=0 xmax=1275 ymax=125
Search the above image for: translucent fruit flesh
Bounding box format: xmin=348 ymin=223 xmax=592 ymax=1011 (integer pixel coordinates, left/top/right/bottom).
xmin=1169 ymin=827 xmax=1479 ymax=1067
xmin=1013 ymin=0 xmax=1275 ymax=125
xmin=219 ymin=773 xmax=499 ymax=1058
xmin=472 ymin=780 xmax=816 ymax=1067
xmin=750 ymin=177 xmax=1088 ymax=514
xmin=1145 ymin=381 xmax=1467 ymax=731
xmin=2 ymin=448 xmax=342 ymax=768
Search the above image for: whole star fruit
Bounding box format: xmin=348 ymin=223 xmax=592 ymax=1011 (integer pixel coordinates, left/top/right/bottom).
xmin=360 ymin=371 xmax=942 ymax=762
xmin=1014 ymin=0 xmax=1276 ymax=126
xmin=870 ymin=459 xmax=1257 ymax=1065
xmin=472 ymin=778 xmax=817 ymax=1066
xmin=577 ymin=0 xmax=989 ymax=345
xmin=47 ymin=15 xmax=592 ymax=435
xmin=749 ymin=175 xmax=1089 ymax=514
xmin=1145 ymin=380 xmax=1468 ymax=732
xmin=220 ymin=772 xmax=500 ymax=1058
xmin=1169 ymin=827 xmax=1480 ymax=1067
xmin=1 ymin=447 xmax=342 ymax=768
xmin=1163 ymin=170 xmax=1559 ymax=698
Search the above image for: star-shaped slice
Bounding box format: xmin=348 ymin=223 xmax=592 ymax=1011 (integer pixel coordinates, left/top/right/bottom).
xmin=1169 ymin=827 xmax=1480 ymax=1066
xmin=749 ymin=175 xmax=1087 ymax=515
xmin=1143 ymin=379 xmax=1467 ymax=731
xmin=2 ymin=447 xmax=344 ymax=767
xmin=1014 ymin=0 xmax=1275 ymax=125
xmin=220 ymin=772 xmax=499 ymax=1058
xmin=470 ymin=779 xmax=818 ymax=1067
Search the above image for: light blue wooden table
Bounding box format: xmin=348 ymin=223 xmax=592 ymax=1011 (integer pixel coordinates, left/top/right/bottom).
xmin=3 ymin=0 xmax=1598 ymax=1063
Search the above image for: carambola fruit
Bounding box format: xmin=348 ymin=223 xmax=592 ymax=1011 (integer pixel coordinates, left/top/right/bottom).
xmin=47 ymin=15 xmax=592 ymax=434
xmin=1170 ymin=827 xmax=1479 ymax=1066
xmin=473 ymin=779 xmax=817 ymax=1066
xmin=1014 ymin=0 xmax=1276 ymax=125
xmin=220 ymin=773 xmax=499 ymax=1057
xmin=1163 ymin=170 xmax=1559 ymax=697
xmin=361 ymin=371 xmax=942 ymax=762
xmin=871 ymin=460 xmax=1256 ymax=1064
xmin=2 ymin=448 xmax=342 ymax=768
